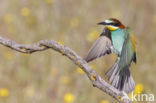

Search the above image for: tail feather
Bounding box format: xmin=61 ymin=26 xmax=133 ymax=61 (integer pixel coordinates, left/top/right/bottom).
xmin=106 ymin=61 xmax=118 ymax=78
xmin=106 ymin=60 xmax=135 ymax=93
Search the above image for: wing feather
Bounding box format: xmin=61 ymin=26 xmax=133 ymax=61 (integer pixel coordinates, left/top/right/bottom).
xmin=118 ymin=29 xmax=137 ymax=70
xmin=85 ymin=28 xmax=112 ymax=62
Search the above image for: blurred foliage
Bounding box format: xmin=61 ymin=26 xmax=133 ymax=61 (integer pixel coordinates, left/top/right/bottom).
xmin=0 ymin=0 xmax=156 ymax=103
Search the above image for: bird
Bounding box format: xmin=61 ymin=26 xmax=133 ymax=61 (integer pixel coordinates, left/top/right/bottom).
xmin=85 ymin=18 xmax=137 ymax=93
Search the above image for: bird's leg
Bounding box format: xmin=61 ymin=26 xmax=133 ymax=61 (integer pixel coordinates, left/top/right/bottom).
xmin=110 ymin=46 xmax=121 ymax=56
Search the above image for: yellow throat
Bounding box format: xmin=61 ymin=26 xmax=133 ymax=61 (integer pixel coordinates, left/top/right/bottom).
xmin=106 ymin=25 xmax=118 ymax=31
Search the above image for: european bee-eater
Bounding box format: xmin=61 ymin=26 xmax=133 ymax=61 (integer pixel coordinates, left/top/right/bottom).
xmin=85 ymin=18 xmax=137 ymax=93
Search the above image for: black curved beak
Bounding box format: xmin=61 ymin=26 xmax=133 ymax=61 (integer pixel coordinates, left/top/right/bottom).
xmin=97 ymin=22 xmax=107 ymax=25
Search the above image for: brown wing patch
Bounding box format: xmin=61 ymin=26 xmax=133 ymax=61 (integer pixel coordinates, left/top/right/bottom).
xmin=130 ymin=34 xmax=137 ymax=52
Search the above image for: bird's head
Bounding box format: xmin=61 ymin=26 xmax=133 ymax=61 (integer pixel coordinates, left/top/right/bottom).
xmin=97 ymin=18 xmax=125 ymax=31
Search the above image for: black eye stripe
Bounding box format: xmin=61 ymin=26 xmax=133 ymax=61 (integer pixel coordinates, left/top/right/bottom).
xmin=107 ymin=23 xmax=114 ymax=25
xmin=107 ymin=23 xmax=119 ymax=26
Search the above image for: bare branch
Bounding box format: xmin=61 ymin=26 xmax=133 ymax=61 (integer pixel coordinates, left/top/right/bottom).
xmin=0 ymin=36 xmax=132 ymax=103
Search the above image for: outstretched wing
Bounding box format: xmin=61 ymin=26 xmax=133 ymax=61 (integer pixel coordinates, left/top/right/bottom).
xmin=118 ymin=28 xmax=137 ymax=71
xmin=85 ymin=28 xmax=112 ymax=62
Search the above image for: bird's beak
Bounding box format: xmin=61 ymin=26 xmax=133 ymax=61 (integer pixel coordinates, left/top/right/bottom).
xmin=97 ymin=22 xmax=107 ymax=25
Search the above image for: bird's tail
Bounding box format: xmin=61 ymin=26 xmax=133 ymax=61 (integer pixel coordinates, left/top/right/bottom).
xmin=106 ymin=59 xmax=135 ymax=93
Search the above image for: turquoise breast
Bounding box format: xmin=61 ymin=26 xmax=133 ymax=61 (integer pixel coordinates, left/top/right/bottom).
xmin=111 ymin=29 xmax=126 ymax=53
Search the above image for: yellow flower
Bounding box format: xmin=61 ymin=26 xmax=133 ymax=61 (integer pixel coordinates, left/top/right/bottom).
xmin=45 ymin=0 xmax=53 ymax=4
xmin=153 ymin=15 xmax=156 ymax=24
xmin=21 ymin=8 xmax=30 ymax=17
xmin=4 ymin=51 xmax=13 ymax=60
xmin=61 ymin=76 xmax=70 ymax=85
xmin=100 ymin=100 xmax=109 ymax=103
xmin=70 ymin=17 xmax=79 ymax=28
xmin=4 ymin=14 xmax=13 ymax=23
xmin=0 ymin=88 xmax=9 ymax=97
xmin=86 ymin=29 xmax=99 ymax=42
xmin=134 ymin=84 xmax=144 ymax=93
xmin=77 ymin=67 xmax=84 ymax=74
xmin=64 ymin=93 xmax=75 ymax=103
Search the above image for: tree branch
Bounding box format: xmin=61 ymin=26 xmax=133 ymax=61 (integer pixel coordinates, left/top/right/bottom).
xmin=0 ymin=36 xmax=131 ymax=103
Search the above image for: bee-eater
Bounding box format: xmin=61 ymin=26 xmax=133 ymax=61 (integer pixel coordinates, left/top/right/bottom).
xmin=85 ymin=18 xmax=137 ymax=93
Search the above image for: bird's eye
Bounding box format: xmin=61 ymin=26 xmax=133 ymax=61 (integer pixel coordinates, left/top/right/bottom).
xmin=113 ymin=23 xmax=119 ymax=26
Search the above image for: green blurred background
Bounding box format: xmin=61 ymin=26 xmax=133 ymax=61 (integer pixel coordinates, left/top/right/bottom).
xmin=0 ymin=0 xmax=156 ymax=103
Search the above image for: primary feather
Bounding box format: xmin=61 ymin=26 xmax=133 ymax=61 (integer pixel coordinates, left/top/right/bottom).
xmin=85 ymin=28 xmax=112 ymax=62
